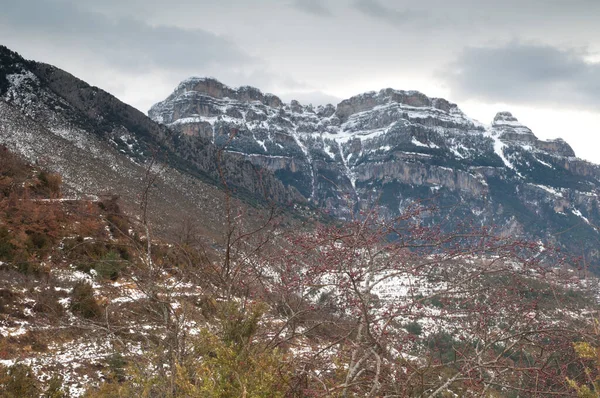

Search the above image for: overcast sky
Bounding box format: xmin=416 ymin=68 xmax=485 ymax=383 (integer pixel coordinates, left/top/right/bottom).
xmin=1 ymin=0 xmax=600 ymax=162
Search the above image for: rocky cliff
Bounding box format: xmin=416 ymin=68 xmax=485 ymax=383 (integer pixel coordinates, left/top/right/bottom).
xmin=150 ymin=77 xmax=600 ymax=270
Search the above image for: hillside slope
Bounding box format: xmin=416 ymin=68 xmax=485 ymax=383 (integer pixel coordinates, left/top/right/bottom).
xmin=0 ymin=148 xmax=598 ymax=397
xmin=0 ymin=45 xmax=304 ymax=240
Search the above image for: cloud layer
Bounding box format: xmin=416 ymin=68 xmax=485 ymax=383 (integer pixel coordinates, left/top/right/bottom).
xmin=0 ymin=0 xmax=253 ymax=72
xmin=293 ymin=0 xmax=334 ymax=17
xmin=444 ymin=42 xmax=600 ymax=111
xmin=353 ymin=0 xmax=429 ymax=27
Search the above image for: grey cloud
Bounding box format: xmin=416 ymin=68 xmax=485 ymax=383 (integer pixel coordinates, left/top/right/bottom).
xmin=353 ymin=0 xmax=428 ymax=27
xmin=293 ymin=0 xmax=333 ymax=17
xmin=443 ymin=42 xmax=600 ymax=110
xmin=0 ymin=0 xmax=254 ymax=73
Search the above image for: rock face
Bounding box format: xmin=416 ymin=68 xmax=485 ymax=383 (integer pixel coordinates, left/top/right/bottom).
xmin=150 ymin=77 xmax=600 ymax=271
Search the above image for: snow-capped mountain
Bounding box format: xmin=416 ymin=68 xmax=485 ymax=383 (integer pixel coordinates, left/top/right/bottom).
xmin=150 ymin=77 xmax=600 ymax=270
xmin=2 ymin=42 xmax=600 ymax=271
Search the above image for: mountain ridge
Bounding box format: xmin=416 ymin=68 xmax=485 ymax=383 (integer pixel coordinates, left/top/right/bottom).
xmin=149 ymin=76 xmax=600 ymax=271
xmin=0 ymin=45 xmax=308 ymax=240
xmin=2 ymin=43 xmax=600 ymax=271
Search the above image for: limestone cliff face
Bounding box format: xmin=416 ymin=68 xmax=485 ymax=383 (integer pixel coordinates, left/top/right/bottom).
xmin=149 ymin=78 xmax=600 ymax=269
xmin=492 ymin=112 xmax=576 ymax=157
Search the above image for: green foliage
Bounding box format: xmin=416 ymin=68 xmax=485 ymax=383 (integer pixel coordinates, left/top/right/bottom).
xmin=404 ymin=321 xmax=422 ymax=336
xmin=15 ymin=260 xmax=46 ymax=277
xmin=219 ymin=302 xmax=265 ymax=351
xmin=98 ymin=197 xmax=129 ymax=236
xmin=428 ymin=296 xmax=444 ymax=308
xmin=32 ymin=288 xmax=65 ymax=317
xmin=94 ymin=251 xmax=127 ymax=281
xmin=105 ymin=353 xmax=127 ymax=382
xmin=88 ymin=302 xmax=291 ymax=398
xmin=0 ymin=46 xmax=33 ymax=96
xmin=426 ymin=332 xmax=461 ymax=364
xmin=27 ymin=231 xmax=51 ymax=251
xmin=187 ymin=331 xmax=288 ymax=398
xmin=567 ymin=339 xmax=600 ymax=397
xmin=0 ymin=226 xmax=16 ymax=262
xmin=0 ymin=364 xmax=40 ymax=398
xmin=0 ymin=288 xmax=17 ymax=314
xmin=43 ymin=375 xmax=69 ymax=398
xmin=66 ymin=238 xmax=130 ymax=280
xmin=176 ymin=302 xmax=289 ymax=397
xmin=70 ymin=282 xmax=101 ymax=319
xmin=35 ymin=172 xmax=62 ymax=198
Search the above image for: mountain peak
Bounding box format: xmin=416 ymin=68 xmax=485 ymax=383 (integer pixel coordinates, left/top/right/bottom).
xmin=167 ymin=76 xmax=283 ymax=109
xmin=492 ymin=111 xmax=525 ymax=127
xmin=379 ymin=88 xmax=455 ymax=111
xmin=0 ymin=46 xmax=34 ymax=95
xmin=1 ymin=42 xmax=599 ymax=278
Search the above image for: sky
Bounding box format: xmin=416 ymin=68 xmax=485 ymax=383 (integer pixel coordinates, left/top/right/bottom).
xmin=1 ymin=0 xmax=600 ymax=162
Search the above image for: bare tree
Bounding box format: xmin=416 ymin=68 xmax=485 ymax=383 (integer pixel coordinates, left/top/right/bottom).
xmin=264 ymin=205 xmax=597 ymax=397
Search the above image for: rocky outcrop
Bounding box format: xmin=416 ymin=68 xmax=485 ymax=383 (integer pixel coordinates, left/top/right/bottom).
xmin=149 ymin=78 xmax=600 ymax=209
xmin=149 ymin=77 xmax=283 ymax=125
xmin=493 ymin=112 xmax=536 ymax=142
xmin=149 ymin=77 xmax=600 ymax=270
xmin=536 ymin=138 xmax=576 ymax=158
xmin=489 ymin=112 xmax=575 ymax=157
xmin=334 ymin=89 xmax=474 ymax=128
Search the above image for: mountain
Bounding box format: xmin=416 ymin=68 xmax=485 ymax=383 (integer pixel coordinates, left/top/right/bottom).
xmin=150 ymin=77 xmax=600 ymax=270
xmin=0 ymin=46 xmax=305 ymax=239
xmin=1 ymin=143 xmax=597 ymax=398
xmin=1 ymin=43 xmax=600 ymax=271
xmin=1 ymin=46 xmax=600 ymax=397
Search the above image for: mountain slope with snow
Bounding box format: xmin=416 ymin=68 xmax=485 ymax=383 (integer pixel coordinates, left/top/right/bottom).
xmin=150 ymin=77 xmax=600 ymax=271
xmin=0 ymin=46 xmax=305 ymax=239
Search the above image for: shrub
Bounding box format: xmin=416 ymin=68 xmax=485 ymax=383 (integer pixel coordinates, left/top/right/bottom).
xmin=94 ymin=251 xmax=126 ymax=281
xmin=0 ymin=363 xmax=40 ymax=398
xmin=0 ymin=289 xmax=17 ymax=314
xmin=32 ymin=288 xmax=65 ymax=318
xmin=188 ymin=331 xmax=289 ymax=398
xmin=405 ymin=321 xmax=423 ymax=336
xmin=43 ymin=375 xmax=69 ymax=398
xmin=87 ymin=302 xmax=292 ymax=397
xmin=219 ymin=302 xmax=265 ymax=351
xmin=567 ymin=331 xmax=600 ymax=397
xmin=35 ymin=172 xmax=61 ymax=198
xmin=105 ymin=353 xmax=127 ymax=382
xmin=15 ymin=261 xmax=46 ymax=277
xmin=26 ymin=232 xmax=51 ymax=251
xmin=70 ymin=282 xmax=101 ymax=319
xmin=0 ymin=226 xmax=15 ymax=261
xmin=98 ymin=196 xmax=129 ymax=236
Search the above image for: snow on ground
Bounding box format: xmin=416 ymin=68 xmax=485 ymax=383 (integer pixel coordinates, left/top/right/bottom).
xmin=529 ymin=183 xmax=562 ymax=197
xmin=572 ymin=208 xmax=591 ymax=225
xmin=484 ymin=130 xmax=514 ymax=170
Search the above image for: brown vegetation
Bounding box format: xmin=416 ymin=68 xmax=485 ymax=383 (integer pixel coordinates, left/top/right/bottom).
xmin=0 ymin=147 xmax=598 ymax=397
